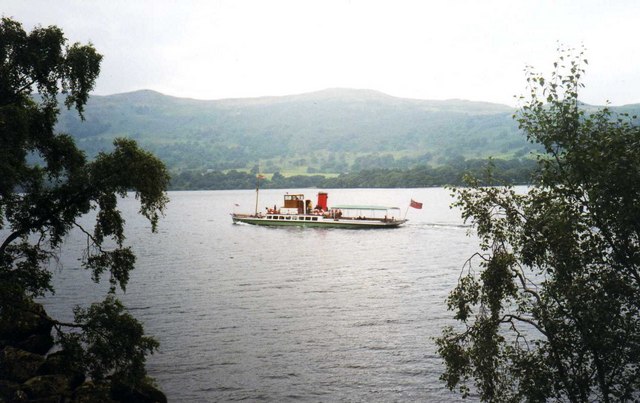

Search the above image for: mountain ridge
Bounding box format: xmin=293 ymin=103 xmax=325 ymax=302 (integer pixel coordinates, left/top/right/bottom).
xmin=90 ymin=87 xmax=517 ymax=112
xmin=93 ymin=87 xmax=640 ymax=109
xmin=54 ymin=88 xmax=639 ymax=173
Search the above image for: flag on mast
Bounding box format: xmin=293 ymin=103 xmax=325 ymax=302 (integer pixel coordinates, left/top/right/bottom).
xmin=410 ymin=199 xmax=423 ymax=209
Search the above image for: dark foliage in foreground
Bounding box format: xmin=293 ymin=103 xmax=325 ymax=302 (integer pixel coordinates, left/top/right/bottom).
xmin=437 ymin=47 xmax=640 ymax=401
xmin=1 ymin=17 xmax=169 ymax=400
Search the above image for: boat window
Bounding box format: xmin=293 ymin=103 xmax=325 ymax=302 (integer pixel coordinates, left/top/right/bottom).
xmin=312 ymin=217 xmax=318 ymax=221
xmin=305 ymin=217 xmax=311 ymax=221
xmin=267 ymin=216 xmax=272 ymax=219
xmin=286 ymin=216 xmax=291 ymax=220
xmin=299 ymin=217 xmax=304 ymax=220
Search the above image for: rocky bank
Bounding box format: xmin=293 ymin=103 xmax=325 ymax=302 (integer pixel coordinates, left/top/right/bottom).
xmin=0 ymin=302 xmax=166 ymax=402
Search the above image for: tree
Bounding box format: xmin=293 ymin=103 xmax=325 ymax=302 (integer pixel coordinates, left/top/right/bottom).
xmin=437 ymin=47 xmax=640 ymax=401
xmin=0 ymin=17 xmax=169 ymax=390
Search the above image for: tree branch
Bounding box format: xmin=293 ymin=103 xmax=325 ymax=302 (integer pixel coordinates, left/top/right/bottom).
xmin=74 ymin=221 xmax=104 ymax=253
xmin=0 ymin=228 xmax=27 ymax=256
xmin=500 ymin=314 xmax=548 ymax=338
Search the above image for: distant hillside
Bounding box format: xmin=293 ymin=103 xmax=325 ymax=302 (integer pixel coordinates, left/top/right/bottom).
xmin=54 ymin=88 xmax=639 ymax=173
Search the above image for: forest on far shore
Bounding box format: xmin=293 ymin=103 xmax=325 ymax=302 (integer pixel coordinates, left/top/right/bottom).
xmin=169 ymin=157 xmax=537 ymax=190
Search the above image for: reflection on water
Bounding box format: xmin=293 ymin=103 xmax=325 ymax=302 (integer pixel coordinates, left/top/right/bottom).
xmin=43 ymin=188 xmax=481 ymax=402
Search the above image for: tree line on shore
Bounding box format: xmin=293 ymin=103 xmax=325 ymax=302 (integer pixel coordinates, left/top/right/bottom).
xmin=169 ymin=157 xmax=537 ymax=190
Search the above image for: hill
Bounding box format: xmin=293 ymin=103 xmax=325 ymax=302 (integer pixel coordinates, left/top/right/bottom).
xmin=54 ymin=88 xmax=639 ymax=174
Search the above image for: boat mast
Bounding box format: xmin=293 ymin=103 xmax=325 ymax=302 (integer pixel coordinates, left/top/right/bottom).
xmin=255 ymin=174 xmax=263 ymax=216
xmin=255 ymin=187 xmax=259 ymax=216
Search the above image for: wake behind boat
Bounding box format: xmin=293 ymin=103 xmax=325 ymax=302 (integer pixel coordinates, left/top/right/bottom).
xmin=231 ymin=192 xmax=407 ymax=229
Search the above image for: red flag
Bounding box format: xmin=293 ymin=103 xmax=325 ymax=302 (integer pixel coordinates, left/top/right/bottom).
xmin=410 ymin=199 xmax=423 ymax=209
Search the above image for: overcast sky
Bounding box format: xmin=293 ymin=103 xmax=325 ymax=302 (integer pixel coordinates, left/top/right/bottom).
xmin=4 ymin=0 xmax=640 ymax=106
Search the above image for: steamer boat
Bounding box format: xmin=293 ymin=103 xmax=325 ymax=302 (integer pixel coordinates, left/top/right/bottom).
xmin=231 ymin=191 xmax=407 ymax=229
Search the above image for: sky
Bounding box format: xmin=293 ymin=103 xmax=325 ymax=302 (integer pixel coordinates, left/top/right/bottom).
xmin=3 ymin=0 xmax=640 ymax=106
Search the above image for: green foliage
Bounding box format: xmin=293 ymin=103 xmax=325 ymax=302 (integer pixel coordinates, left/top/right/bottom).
xmin=0 ymin=18 xmax=168 ymax=387
xmin=170 ymin=157 xmax=537 ymax=190
xmin=53 ymin=85 xmax=638 ymax=176
xmin=59 ymin=295 xmax=159 ymax=385
xmin=437 ymin=47 xmax=640 ymax=401
xmin=53 ymin=87 xmax=538 ymax=172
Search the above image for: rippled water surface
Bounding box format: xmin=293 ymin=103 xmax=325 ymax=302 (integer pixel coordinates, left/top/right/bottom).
xmin=44 ymin=188 xmax=481 ymax=401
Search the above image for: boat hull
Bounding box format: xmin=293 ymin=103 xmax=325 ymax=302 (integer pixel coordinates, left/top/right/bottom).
xmin=231 ymin=214 xmax=406 ymax=229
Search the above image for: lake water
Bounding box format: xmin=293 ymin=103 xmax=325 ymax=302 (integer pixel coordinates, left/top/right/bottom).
xmin=42 ymin=188 xmax=481 ymax=401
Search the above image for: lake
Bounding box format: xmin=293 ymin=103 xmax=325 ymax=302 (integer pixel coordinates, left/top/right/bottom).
xmin=43 ymin=187 xmax=481 ymax=401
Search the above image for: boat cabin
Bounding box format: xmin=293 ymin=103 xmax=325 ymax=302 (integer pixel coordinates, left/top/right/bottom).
xmin=280 ymin=192 xmax=329 ymax=214
xmin=283 ymin=194 xmax=305 ymax=213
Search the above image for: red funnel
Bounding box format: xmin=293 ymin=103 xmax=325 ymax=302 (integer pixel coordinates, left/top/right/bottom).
xmin=317 ymin=192 xmax=328 ymax=211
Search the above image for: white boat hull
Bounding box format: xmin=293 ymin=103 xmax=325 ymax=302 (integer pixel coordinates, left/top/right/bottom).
xmin=231 ymin=213 xmax=406 ymax=229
